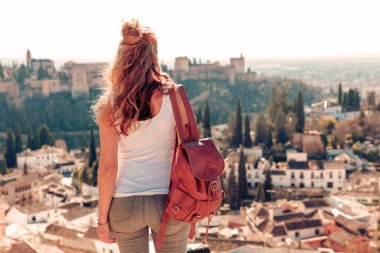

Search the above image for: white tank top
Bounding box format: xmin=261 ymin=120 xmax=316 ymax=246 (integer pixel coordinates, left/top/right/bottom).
xmin=112 ymin=93 xmax=177 ymax=197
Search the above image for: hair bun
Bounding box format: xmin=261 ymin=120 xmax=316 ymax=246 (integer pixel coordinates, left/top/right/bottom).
xmin=122 ymin=19 xmax=143 ymax=45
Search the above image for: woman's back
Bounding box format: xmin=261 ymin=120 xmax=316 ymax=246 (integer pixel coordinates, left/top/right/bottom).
xmin=113 ymin=90 xmax=177 ymax=197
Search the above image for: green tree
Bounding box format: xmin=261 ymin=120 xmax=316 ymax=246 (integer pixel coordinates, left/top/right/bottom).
xmin=227 ymin=166 xmax=238 ymax=209
xmin=295 ymin=91 xmax=305 ymax=133
xmin=255 ymin=113 xmax=267 ymax=145
xmin=232 ymin=99 xmax=243 ymax=147
xmin=367 ymin=91 xmax=376 ymax=111
xmin=263 ymin=169 xmax=273 ymax=202
xmin=342 ymin=93 xmax=347 ymax=111
xmin=338 ymin=83 xmax=342 ymax=105
xmin=38 ymin=125 xmax=53 ymax=146
xmin=196 ymin=106 xmax=203 ymax=124
xmin=266 ymin=129 xmax=273 ymax=149
xmin=203 ymin=100 xmax=211 ymax=138
xmin=5 ymin=129 xmax=17 ymax=169
xmin=238 ymin=146 xmax=248 ymax=201
xmin=255 ymin=183 xmax=266 ymax=203
xmin=320 ymin=133 xmax=328 ymax=148
xmin=31 ymin=128 xmax=41 ymax=150
xmin=88 ymin=129 xmax=97 ymax=167
xmin=91 ymin=159 xmax=99 ymax=186
xmin=274 ymin=108 xmax=288 ymax=144
xmin=14 ymin=124 xmax=23 ymax=153
xmin=81 ymin=167 xmax=89 ymax=184
xmin=353 ymin=90 xmax=360 ymax=110
xmin=243 ymin=115 xmax=252 ymax=148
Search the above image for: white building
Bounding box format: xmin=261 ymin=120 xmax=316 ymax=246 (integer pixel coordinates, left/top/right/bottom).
xmin=224 ymin=149 xmax=346 ymax=192
xmin=17 ymin=145 xmax=68 ymax=168
xmin=5 ymin=202 xmax=56 ymax=226
xmin=269 ymin=160 xmax=346 ymax=191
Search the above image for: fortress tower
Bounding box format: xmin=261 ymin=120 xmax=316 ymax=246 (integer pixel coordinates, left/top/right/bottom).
xmin=26 ymin=49 xmax=32 ymax=72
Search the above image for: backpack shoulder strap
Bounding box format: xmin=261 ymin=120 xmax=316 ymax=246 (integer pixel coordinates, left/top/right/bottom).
xmin=168 ymin=84 xmax=199 ymax=143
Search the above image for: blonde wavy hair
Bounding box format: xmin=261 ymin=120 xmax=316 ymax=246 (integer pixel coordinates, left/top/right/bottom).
xmin=91 ymin=19 xmax=174 ymax=136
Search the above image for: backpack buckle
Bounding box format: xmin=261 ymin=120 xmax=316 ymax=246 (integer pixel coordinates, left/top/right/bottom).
xmin=210 ymin=180 xmax=219 ymax=191
xmin=192 ymin=215 xmax=202 ymax=221
xmin=172 ymin=205 xmax=180 ymax=214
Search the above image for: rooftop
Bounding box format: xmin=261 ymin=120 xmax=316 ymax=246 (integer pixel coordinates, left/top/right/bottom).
xmin=303 ymin=199 xmax=330 ymax=208
xmin=62 ymin=206 xmax=95 ymax=221
xmin=328 ymin=229 xmax=355 ymax=245
xmin=17 ymin=201 xmax=52 ymax=214
xmin=285 ymin=219 xmax=323 ymax=231
xmin=45 ymin=224 xmax=80 ymax=238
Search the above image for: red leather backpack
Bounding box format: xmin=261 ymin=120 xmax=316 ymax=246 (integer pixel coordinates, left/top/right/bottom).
xmin=155 ymin=83 xmax=225 ymax=249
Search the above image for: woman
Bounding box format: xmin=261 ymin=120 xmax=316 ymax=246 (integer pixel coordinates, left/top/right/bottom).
xmin=91 ymin=19 xmax=190 ymax=253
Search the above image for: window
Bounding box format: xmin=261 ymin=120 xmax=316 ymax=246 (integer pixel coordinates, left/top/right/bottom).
xmin=291 ymin=183 xmax=295 ymax=187
xmin=299 ymin=183 xmax=305 ymax=188
xmin=338 ymin=172 xmax=342 ymax=179
xmin=311 ymin=182 xmax=314 ymax=187
xmin=327 ymin=182 xmax=333 ymax=188
xmin=247 ymin=165 xmax=251 ymax=170
xmin=295 ymin=232 xmax=299 ymax=237
xmin=330 ymin=172 xmax=333 ymax=179
xmin=300 ymin=172 xmax=304 ymax=179
xmin=311 ymin=172 xmax=314 ymax=178
xmin=247 ymin=174 xmax=251 ymax=179
xmin=315 ymin=229 xmax=320 ymax=235
xmin=320 ymin=172 xmax=324 ymax=178
xmin=291 ymin=172 xmax=295 ymax=179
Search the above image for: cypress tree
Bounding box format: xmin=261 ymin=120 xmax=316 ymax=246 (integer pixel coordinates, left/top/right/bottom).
xmin=38 ymin=125 xmax=53 ymax=146
xmin=338 ymin=83 xmax=342 ymax=105
xmin=203 ymin=100 xmax=211 ymax=138
xmin=295 ymin=91 xmax=305 ymax=133
xmin=232 ymin=99 xmax=243 ymax=147
xmin=342 ymin=93 xmax=347 ymax=112
xmin=274 ymin=108 xmax=288 ymax=144
xmin=91 ymin=159 xmax=99 ymax=186
xmin=263 ymin=169 xmax=273 ymax=202
xmin=238 ymin=145 xmax=248 ymax=201
xmin=255 ymin=183 xmax=266 ymax=203
xmin=354 ymin=90 xmax=360 ymax=110
xmin=347 ymin=89 xmax=355 ymax=110
xmin=266 ymin=129 xmax=273 ymax=149
xmin=243 ymin=115 xmax=252 ymax=148
xmin=5 ymin=129 xmax=17 ymax=169
xmin=14 ymin=125 xmax=23 ymax=153
xmin=89 ymin=129 xmax=97 ymax=167
xmin=196 ymin=106 xmax=203 ymax=124
xmin=255 ymin=113 xmax=267 ymax=145
xmin=227 ymin=166 xmax=238 ymax=209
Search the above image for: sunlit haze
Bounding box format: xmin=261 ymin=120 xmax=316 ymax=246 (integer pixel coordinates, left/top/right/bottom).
xmin=2 ymin=0 xmax=380 ymax=64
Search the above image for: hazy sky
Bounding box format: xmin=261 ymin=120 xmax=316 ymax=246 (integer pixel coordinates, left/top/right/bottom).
xmin=2 ymin=0 xmax=380 ymax=64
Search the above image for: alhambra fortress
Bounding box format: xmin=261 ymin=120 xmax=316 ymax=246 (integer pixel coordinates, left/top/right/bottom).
xmin=0 ymin=50 xmax=256 ymax=99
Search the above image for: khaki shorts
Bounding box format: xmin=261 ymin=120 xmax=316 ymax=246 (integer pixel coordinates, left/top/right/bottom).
xmin=109 ymin=194 xmax=191 ymax=253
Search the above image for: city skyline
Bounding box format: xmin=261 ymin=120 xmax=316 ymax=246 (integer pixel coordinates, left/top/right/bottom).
xmin=2 ymin=0 xmax=380 ymax=64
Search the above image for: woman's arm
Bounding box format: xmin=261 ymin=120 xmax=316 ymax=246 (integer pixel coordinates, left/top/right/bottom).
xmin=97 ymin=102 xmax=119 ymax=225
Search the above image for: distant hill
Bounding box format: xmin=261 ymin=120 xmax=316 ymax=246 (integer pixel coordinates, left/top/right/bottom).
xmin=0 ymin=77 xmax=321 ymax=149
